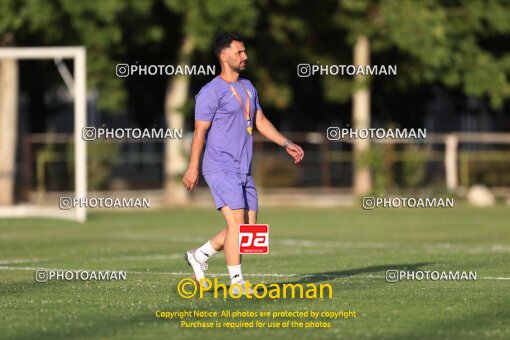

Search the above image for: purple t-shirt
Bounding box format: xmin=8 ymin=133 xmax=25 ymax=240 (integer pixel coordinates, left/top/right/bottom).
xmin=195 ymin=76 xmax=262 ymax=175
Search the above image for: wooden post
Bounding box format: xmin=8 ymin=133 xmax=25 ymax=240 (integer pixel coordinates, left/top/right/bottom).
xmin=0 ymin=58 xmax=19 ymax=205
xmin=352 ymin=35 xmax=372 ymax=195
xmin=445 ymin=134 xmax=458 ymax=191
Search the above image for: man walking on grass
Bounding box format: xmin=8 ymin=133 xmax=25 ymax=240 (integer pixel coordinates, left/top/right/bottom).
xmin=183 ymin=32 xmax=304 ymax=294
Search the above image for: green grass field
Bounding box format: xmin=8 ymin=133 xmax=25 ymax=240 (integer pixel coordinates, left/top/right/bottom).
xmin=1 ymin=206 xmax=509 ymax=339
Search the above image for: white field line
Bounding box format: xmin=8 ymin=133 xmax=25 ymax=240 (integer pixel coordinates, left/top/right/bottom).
xmin=0 ymin=258 xmax=47 ymax=265
xmin=278 ymin=239 xmax=510 ymax=253
xmin=107 ymin=234 xmax=206 ymax=243
xmin=0 ymin=266 xmax=370 ymax=278
xmin=96 ymin=254 xmax=183 ymax=261
xmin=107 ymin=234 xmax=510 ymax=253
xmin=0 ymin=255 xmax=184 ymax=265
xmin=0 ymin=266 xmax=509 ymax=280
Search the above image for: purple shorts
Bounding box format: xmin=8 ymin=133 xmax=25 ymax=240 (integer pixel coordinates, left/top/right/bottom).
xmin=203 ymin=171 xmax=258 ymax=212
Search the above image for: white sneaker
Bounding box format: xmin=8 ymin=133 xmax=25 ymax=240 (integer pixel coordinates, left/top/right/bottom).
xmin=184 ymin=250 xmax=210 ymax=289
xmin=230 ymin=279 xmax=254 ymax=296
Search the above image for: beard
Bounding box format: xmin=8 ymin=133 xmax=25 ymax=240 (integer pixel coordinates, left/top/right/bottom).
xmin=230 ymin=61 xmax=246 ymax=73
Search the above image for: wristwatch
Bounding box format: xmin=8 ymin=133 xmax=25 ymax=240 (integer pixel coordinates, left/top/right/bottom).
xmin=282 ymin=139 xmax=292 ymax=148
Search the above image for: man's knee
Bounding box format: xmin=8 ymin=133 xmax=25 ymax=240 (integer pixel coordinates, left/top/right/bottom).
xmin=221 ymin=206 xmax=246 ymax=229
xmin=229 ymin=209 xmax=246 ymax=228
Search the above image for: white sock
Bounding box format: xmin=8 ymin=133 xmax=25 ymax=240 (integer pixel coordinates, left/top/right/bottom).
xmin=228 ymin=264 xmax=243 ymax=283
xmin=195 ymin=241 xmax=218 ymax=263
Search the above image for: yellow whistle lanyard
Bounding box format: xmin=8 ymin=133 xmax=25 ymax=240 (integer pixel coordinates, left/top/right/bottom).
xmin=229 ymin=82 xmax=252 ymax=134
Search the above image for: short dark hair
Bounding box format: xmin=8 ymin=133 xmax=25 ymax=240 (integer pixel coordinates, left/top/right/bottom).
xmin=214 ymin=32 xmax=243 ymax=59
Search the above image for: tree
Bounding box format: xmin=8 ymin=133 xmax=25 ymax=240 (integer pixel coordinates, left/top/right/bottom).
xmin=0 ymin=0 xmax=169 ymax=203
xmin=332 ymin=0 xmax=510 ymax=193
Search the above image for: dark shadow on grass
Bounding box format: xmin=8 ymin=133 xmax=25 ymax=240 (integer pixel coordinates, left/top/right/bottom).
xmin=262 ymin=262 xmax=434 ymax=292
xmin=211 ymin=262 xmax=433 ymax=296
xmin=13 ymin=312 xmax=173 ymax=340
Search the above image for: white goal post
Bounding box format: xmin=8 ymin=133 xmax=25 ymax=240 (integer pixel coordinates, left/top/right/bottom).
xmin=0 ymin=47 xmax=87 ymax=222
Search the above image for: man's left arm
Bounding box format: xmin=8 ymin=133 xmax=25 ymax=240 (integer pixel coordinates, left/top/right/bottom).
xmin=255 ymin=109 xmax=304 ymax=164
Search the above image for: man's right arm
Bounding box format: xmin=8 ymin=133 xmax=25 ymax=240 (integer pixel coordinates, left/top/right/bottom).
xmin=182 ymin=120 xmax=211 ymax=191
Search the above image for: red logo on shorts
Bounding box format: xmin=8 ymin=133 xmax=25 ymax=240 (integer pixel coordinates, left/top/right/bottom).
xmin=239 ymin=224 xmax=269 ymax=254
